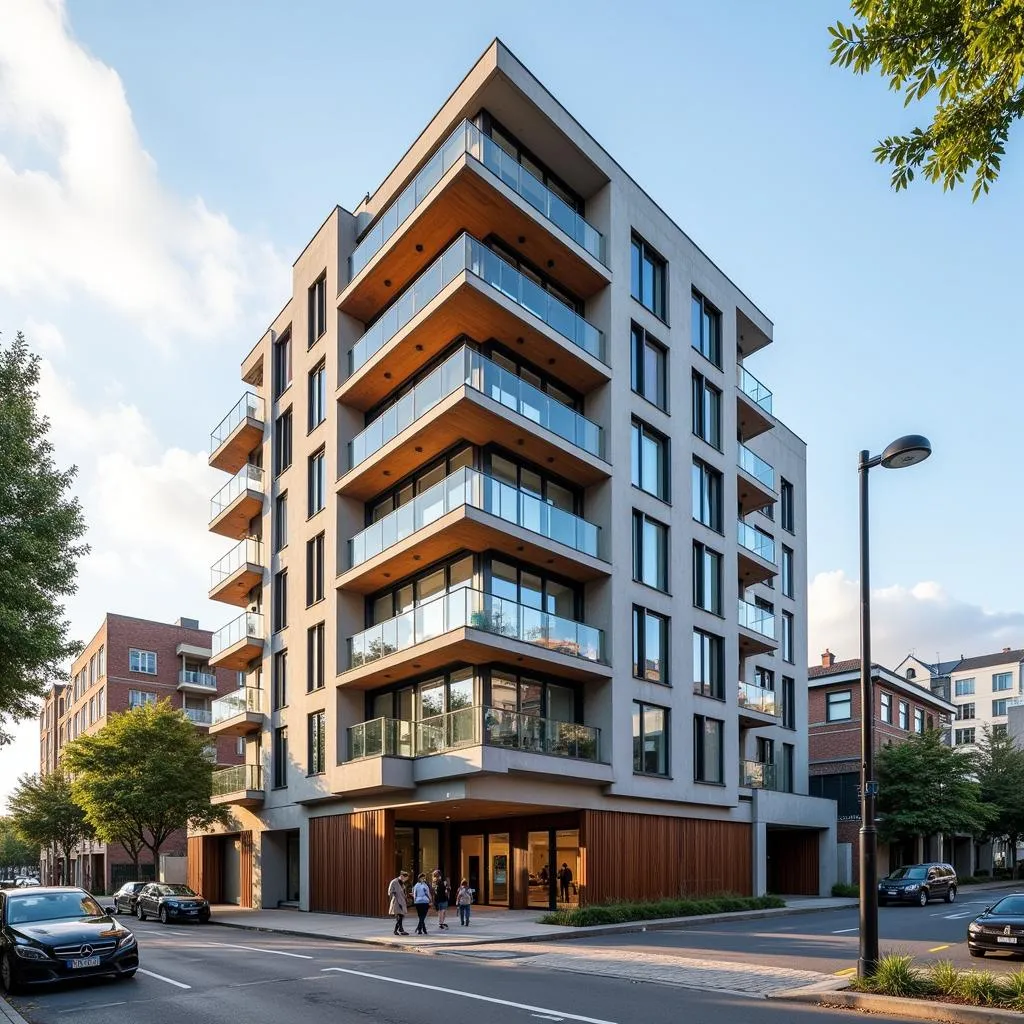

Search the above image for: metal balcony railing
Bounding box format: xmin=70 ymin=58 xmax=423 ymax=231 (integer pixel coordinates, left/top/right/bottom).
xmin=210 ymin=539 xmax=263 ymax=588
xmin=210 ymin=686 xmax=262 ymax=726
xmin=738 ymin=599 xmax=776 ymax=640
xmin=211 ymin=612 xmax=264 ymax=658
xmin=737 ymin=366 xmax=772 ymax=414
xmin=738 ymin=681 xmax=780 ymax=718
xmin=740 ymin=759 xmax=778 ymax=790
xmin=738 ymin=444 xmax=775 ymax=491
xmin=212 ymin=764 xmax=263 ymax=797
xmin=210 ymin=392 xmax=264 ymax=454
xmin=210 ymin=465 xmax=264 ymax=521
xmin=737 ymin=519 xmax=775 ymax=564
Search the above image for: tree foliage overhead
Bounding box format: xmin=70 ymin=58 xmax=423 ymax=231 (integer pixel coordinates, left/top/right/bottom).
xmin=0 ymin=332 xmax=88 ymax=744
xmin=0 ymin=817 xmax=38 ymax=873
xmin=876 ymin=729 xmax=992 ymax=841
xmin=829 ymin=0 xmax=1024 ymax=199
xmin=7 ymin=771 xmax=92 ymax=871
xmin=975 ymin=725 xmax=1024 ymax=863
xmin=62 ymin=700 xmax=229 ymax=866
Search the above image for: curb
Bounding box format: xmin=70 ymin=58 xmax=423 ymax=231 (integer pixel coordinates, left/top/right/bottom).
xmin=0 ymin=994 xmax=30 ymax=1024
xmin=774 ymin=988 xmax=1024 ymax=1023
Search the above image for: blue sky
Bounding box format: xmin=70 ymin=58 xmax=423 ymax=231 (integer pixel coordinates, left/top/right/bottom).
xmin=1 ymin=0 xmax=1022 ymax=794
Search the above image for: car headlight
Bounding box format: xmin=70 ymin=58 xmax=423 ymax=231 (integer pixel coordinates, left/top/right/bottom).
xmin=14 ymin=944 xmax=49 ymax=961
xmin=117 ymin=931 xmax=136 ymax=948
xmin=968 ymin=922 xmax=982 ymax=933
xmin=905 ymin=884 xmax=919 ymax=891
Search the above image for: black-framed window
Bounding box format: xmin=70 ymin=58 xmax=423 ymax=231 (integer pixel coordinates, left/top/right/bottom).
xmin=307 ymin=710 xmax=325 ymax=775
xmin=691 ymin=371 xmax=722 ymax=449
xmin=274 ymin=492 xmax=288 ymax=551
xmin=484 ymin=241 xmax=585 ymax=316
xmin=691 ymin=458 xmax=723 ymax=533
xmin=632 ymin=702 xmax=668 ymax=776
xmin=693 ymin=629 xmax=724 ymax=699
xmin=488 ymin=668 xmax=575 ymax=722
xmin=308 ymin=360 xmax=326 ymax=431
xmin=274 ymin=408 xmax=293 ymax=476
xmin=483 ymin=343 xmax=583 ymax=407
xmin=826 ymin=690 xmax=852 ymax=722
xmin=273 ymin=726 xmax=288 ymax=788
xmin=755 ymin=666 xmax=775 ymax=691
xmin=272 ymin=330 xmax=292 ymax=398
xmin=782 ymin=545 xmax=794 ymax=598
xmin=630 ymin=324 xmax=667 ymax=411
xmin=810 ymin=772 xmax=859 ymax=816
xmin=957 ymin=702 xmax=975 ymax=720
xmin=692 ymin=541 xmax=722 ymax=615
xmin=781 ymin=479 xmax=795 ymax=532
xmin=632 ymin=510 xmax=668 ymax=592
xmin=488 ymin=557 xmax=580 ymax=619
xmin=272 ymin=569 xmax=288 ymax=632
xmin=630 ymin=235 xmax=666 ymax=320
xmin=691 ymin=291 xmax=721 ymax=367
xmin=308 ymin=447 xmax=326 ymax=516
xmin=308 ymin=272 xmax=327 ymax=347
xmin=369 ymin=554 xmax=475 ymax=624
xmin=631 ymin=419 xmax=669 ymax=501
xmin=633 ymin=606 xmax=669 ymax=684
xmin=915 ymin=707 xmax=926 ymax=733
xmin=898 ymin=700 xmax=909 ymax=730
xmin=369 ymin=445 xmax=477 ymax=523
xmin=307 ymin=622 xmax=325 ymax=692
xmin=484 ymin=449 xmax=581 ymax=518
xmin=880 ymin=690 xmax=892 ymax=723
xmin=781 ymin=610 xmax=794 ymax=663
xmin=306 ymin=532 xmax=325 ymax=606
xmin=272 ymin=650 xmax=287 ymax=710
xmin=955 ymin=727 xmax=976 ymax=745
xmin=693 ymin=714 xmax=723 ymax=783
xmin=782 ymin=675 xmax=796 ymax=729
xmin=781 ymin=742 xmax=795 ymax=793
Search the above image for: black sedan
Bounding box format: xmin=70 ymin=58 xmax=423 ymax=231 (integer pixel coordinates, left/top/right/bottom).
xmin=135 ymin=883 xmax=210 ymax=924
xmin=968 ymin=894 xmax=1024 ymax=957
xmin=0 ymin=886 xmax=138 ymax=994
xmin=112 ymin=881 xmax=148 ymax=916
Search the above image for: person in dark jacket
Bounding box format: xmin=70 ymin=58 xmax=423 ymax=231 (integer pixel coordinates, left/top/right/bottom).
xmin=557 ymin=862 xmax=573 ymax=903
xmin=431 ymin=869 xmax=451 ymax=930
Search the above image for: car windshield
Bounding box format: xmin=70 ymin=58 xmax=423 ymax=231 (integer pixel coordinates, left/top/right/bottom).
xmin=7 ymin=891 xmax=105 ymax=924
xmin=991 ymin=897 xmax=1024 ymax=915
xmin=161 ymin=885 xmax=197 ymax=896
xmin=887 ymin=866 xmax=928 ymax=880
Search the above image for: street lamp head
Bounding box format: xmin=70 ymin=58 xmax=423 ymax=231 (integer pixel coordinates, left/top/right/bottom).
xmin=880 ymin=434 xmax=932 ymax=470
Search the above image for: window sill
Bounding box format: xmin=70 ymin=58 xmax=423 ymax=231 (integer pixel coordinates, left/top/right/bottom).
xmin=631 ymin=389 xmax=670 ymax=417
xmin=630 ymin=295 xmax=669 ymax=328
xmin=691 ymin=516 xmax=725 ymax=538
xmin=306 ymin=771 xmax=325 ymax=778
xmin=271 ymin=785 xmax=288 ymax=791
xmin=305 ymin=597 xmax=327 ymax=611
xmin=634 ymin=675 xmax=671 ymax=687
xmin=633 ymin=771 xmax=672 ymax=780
xmin=306 ymin=420 xmax=326 ymax=437
xmin=694 ymin=779 xmax=726 ymax=788
xmin=632 ymin=577 xmax=671 ymax=597
xmin=692 ymin=432 xmax=724 ymax=456
xmin=631 ymin=483 xmax=671 ymax=508
xmin=307 ymin=508 xmax=326 ymax=523
xmin=691 ymin=347 xmax=724 ymax=375
xmin=692 ymin=690 xmax=726 ymax=703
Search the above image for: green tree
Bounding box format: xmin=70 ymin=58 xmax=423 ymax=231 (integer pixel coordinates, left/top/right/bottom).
xmin=7 ymin=771 xmax=92 ymax=882
xmin=876 ymin=729 xmax=992 ymax=843
xmin=0 ymin=332 xmax=88 ymax=744
xmin=63 ymin=701 xmax=229 ymax=870
xmin=829 ymin=0 xmax=1024 ymax=199
xmin=975 ymin=725 xmax=1024 ymax=870
xmin=0 ymin=818 xmax=38 ymax=875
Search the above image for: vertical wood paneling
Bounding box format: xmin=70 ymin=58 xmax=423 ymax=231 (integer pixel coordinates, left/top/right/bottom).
xmin=767 ymin=830 xmax=819 ymax=895
xmin=309 ymin=809 xmax=394 ymax=916
xmin=581 ymin=811 xmax=752 ymax=904
xmin=187 ymin=836 xmax=203 ymax=895
xmin=188 ymin=835 xmax=224 ymax=903
xmin=239 ymin=831 xmax=254 ymax=909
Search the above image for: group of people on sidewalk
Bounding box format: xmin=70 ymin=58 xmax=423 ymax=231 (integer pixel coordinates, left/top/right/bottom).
xmin=387 ymin=869 xmax=473 ymax=936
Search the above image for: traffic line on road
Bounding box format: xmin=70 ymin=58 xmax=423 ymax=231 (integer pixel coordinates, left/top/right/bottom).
xmin=834 ymin=967 xmax=857 ymax=977
xmin=929 ymin=945 xmax=951 ymax=952
xmin=831 ymin=928 xmax=859 ymax=934
xmin=203 ymin=942 xmax=313 ymax=959
xmin=138 ymin=968 xmax=192 ymax=989
xmin=320 ymin=967 xmax=619 ymax=1024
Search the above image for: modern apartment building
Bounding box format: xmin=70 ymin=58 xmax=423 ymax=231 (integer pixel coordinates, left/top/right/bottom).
xmin=38 ymin=614 xmax=242 ymax=890
xmin=193 ymin=39 xmax=836 ymax=913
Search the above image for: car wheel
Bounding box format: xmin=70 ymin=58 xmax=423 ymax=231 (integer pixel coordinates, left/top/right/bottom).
xmin=946 ymin=886 xmax=957 ymax=904
xmin=136 ymin=904 xmax=146 ymax=921
xmin=159 ymin=906 xmax=169 ymax=925
xmin=0 ymin=952 xmax=21 ymax=996
xmin=918 ymin=889 xmax=929 ymax=907
xmin=970 ymin=948 xmax=986 ymax=958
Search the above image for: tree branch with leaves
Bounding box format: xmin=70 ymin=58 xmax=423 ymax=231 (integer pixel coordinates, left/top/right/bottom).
xmin=7 ymin=771 xmax=92 ymax=882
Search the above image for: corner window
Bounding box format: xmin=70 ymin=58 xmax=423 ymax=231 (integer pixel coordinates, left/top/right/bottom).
xmin=630 ymin=419 xmax=669 ymax=501
xmin=691 ymin=371 xmax=722 ymax=449
xmin=632 ymin=510 xmax=668 ymax=592
xmin=128 ymin=649 xmax=157 ymax=675
xmin=693 ymin=714 xmax=723 ymax=783
xmin=826 ymin=690 xmax=852 ymax=722
xmin=632 ymin=701 xmax=668 ymax=776
xmin=307 ymin=710 xmax=326 ymax=775
xmin=633 ymin=606 xmax=669 ymax=684
xmin=630 ymin=235 xmax=667 ymax=320
xmin=692 ymin=541 xmax=722 ymax=615
xmin=308 ymin=272 xmax=327 ymax=347
xmin=691 ymin=458 xmax=723 ymax=533
xmin=691 ymin=291 xmax=721 ymax=367
xmin=692 ymin=629 xmax=723 ymax=699
xmin=630 ymin=325 xmax=667 ymax=410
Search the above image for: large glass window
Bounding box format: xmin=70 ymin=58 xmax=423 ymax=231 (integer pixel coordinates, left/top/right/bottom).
xmin=273 ymin=330 xmax=292 ymax=398
xmin=632 ymin=511 xmax=668 ymax=592
xmin=693 ymin=715 xmax=723 ymax=783
xmin=128 ymin=649 xmax=157 ymax=675
xmin=993 ymin=698 xmax=1009 ymax=717
xmin=633 ymin=606 xmax=669 ymax=684
xmin=308 ymin=448 xmax=326 ymax=516
xmin=955 ymin=727 xmax=976 ymax=745
xmin=307 ymin=622 xmax=325 ymax=692
xmin=781 ymin=610 xmax=794 ymax=663
xmin=632 ymin=702 xmax=668 ymax=776
xmin=691 ymin=458 xmax=723 ymax=532
xmin=630 ymin=324 xmax=667 ymax=410
xmin=692 ymin=629 xmax=723 ymax=699
xmin=273 ymin=726 xmax=288 ymax=788
xmin=273 ymin=569 xmax=288 ymax=632
xmin=308 ymin=361 xmax=326 ymax=431
xmin=691 ymin=372 xmax=722 ymax=449
xmin=306 ymin=532 xmax=325 ymax=606
xmin=272 ymin=650 xmax=287 ymax=710
xmin=691 ymin=291 xmax=721 ymax=367
xmin=993 ymin=672 xmax=1013 ymax=692
xmin=692 ymin=541 xmax=722 ymax=615
xmin=274 ymin=408 xmax=293 ymax=476
xmin=630 ymin=235 xmax=667 ymax=319
xmin=826 ymin=690 xmax=852 ymax=722
xmin=630 ymin=419 xmax=669 ymax=501
xmin=781 ymin=479 xmax=795 ymax=532
xmin=308 ymin=272 xmax=327 ymax=347
xmin=307 ymin=710 xmax=325 ymax=775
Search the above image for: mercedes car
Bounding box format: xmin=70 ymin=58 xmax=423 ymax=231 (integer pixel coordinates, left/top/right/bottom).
xmin=968 ymin=894 xmax=1024 ymax=958
xmin=135 ymin=883 xmax=210 ymax=924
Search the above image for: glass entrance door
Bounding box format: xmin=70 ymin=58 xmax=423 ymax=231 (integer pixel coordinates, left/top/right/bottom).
xmin=527 ymin=831 xmax=553 ymax=908
xmin=489 ymin=833 xmax=510 ymax=905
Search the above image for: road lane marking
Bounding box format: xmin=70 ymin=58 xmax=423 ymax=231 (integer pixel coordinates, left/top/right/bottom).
xmin=203 ymin=941 xmax=313 ymax=959
xmin=929 ymin=945 xmax=951 ymax=952
xmin=834 ymin=968 xmax=857 ymax=977
xmin=321 ymin=967 xmax=619 ymax=1024
xmin=831 ymin=928 xmax=859 ymax=933
xmin=531 ymin=1017 xmax=564 ymax=1022
xmin=138 ymin=968 xmax=192 ymax=989
xmin=59 ymin=1002 xmax=126 ymax=1014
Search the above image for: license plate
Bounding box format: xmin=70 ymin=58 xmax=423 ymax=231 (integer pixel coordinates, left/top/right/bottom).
xmin=67 ymin=956 xmax=101 ymax=968
xmin=998 ymin=936 xmax=1018 ymax=944
xmin=885 ymin=891 xmax=898 ymax=896
xmin=186 ymin=909 xmax=197 ymax=915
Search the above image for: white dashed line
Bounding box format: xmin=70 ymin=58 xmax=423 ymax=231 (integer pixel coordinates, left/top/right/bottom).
xmin=138 ymin=968 xmax=192 ymax=989
xmin=831 ymin=927 xmax=859 ymax=934
xmin=203 ymin=942 xmax=313 ymax=959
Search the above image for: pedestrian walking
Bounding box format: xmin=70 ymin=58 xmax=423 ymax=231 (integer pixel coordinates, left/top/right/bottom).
xmin=557 ymin=862 xmax=573 ymax=904
xmin=432 ymin=869 xmax=451 ymax=930
xmin=456 ymin=878 xmax=473 ymax=926
xmin=388 ymin=870 xmax=410 ymax=935
xmin=412 ymin=873 xmax=431 ymax=934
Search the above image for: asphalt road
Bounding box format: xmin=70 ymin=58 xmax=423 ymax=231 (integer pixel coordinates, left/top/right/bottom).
xmin=6 ymin=917 xmax=926 ymax=1024
xmin=571 ymin=884 xmax=1024 ymax=975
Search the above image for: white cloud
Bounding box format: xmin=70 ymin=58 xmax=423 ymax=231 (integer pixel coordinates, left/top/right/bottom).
xmin=0 ymin=0 xmax=287 ymax=345
xmin=809 ymin=569 xmax=1024 ymax=669
xmin=24 ymin=318 xmax=66 ymax=357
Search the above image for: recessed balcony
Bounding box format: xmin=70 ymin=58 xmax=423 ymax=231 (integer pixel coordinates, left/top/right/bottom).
xmin=739 ymin=759 xmax=779 ymax=791
xmin=209 ymin=465 xmax=264 ymax=540
xmin=209 ymin=686 xmax=264 ymax=737
xmin=736 ymin=366 xmax=774 ymax=442
xmin=738 ymin=599 xmax=777 ymax=658
xmin=209 ymin=538 xmax=264 ymax=606
xmin=340 ymin=588 xmax=609 ymax=690
xmin=339 ymin=346 xmax=608 ymax=501
xmin=183 ymin=707 xmax=213 ymax=727
xmin=211 ymin=764 xmax=264 ymax=807
xmin=341 ymin=120 xmax=608 ymax=324
xmin=209 ymin=612 xmax=264 ymax=672
xmin=737 ymin=681 xmax=782 ymax=728
xmin=339 ymin=467 xmax=606 ymax=593
xmin=736 ymin=519 xmax=776 ymax=587
xmin=737 ymin=444 xmax=776 ymax=516
xmin=340 ymin=233 xmax=608 ymax=412
xmin=177 ymin=670 xmax=218 ymax=694
xmin=209 ymin=392 xmax=265 ymax=474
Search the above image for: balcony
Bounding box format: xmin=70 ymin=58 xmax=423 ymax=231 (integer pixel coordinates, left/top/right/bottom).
xmin=736 ymin=366 xmax=773 ymax=442
xmin=342 ymin=587 xmax=609 ymax=690
xmin=177 ymin=670 xmax=218 ymax=693
xmin=209 ymin=538 xmax=263 ymax=606
xmin=340 ymin=467 xmax=606 ymax=593
xmin=737 ymin=444 xmax=776 ymax=516
xmin=341 ymin=234 xmax=608 ymax=414
xmin=738 ymin=599 xmax=777 ymax=658
xmin=209 ymin=612 xmax=264 ymax=671
xmin=183 ymin=707 xmax=212 ymax=727
xmin=739 ymin=759 xmax=779 ymax=791
xmin=209 ymin=686 xmax=263 ymax=737
xmin=209 ymin=465 xmax=264 ymax=540
xmin=209 ymin=392 xmax=265 ymax=474
xmin=737 ymin=681 xmax=782 ymax=728
xmin=211 ymin=764 xmax=264 ymax=807
xmin=341 ymin=120 xmax=608 ymax=325
xmin=339 ymin=346 xmax=608 ymax=501
xmin=736 ymin=519 xmax=776 ymax=587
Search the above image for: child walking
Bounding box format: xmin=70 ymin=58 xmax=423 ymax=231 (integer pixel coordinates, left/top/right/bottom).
xmin=456 ymin=878 xmax=473 ymax=926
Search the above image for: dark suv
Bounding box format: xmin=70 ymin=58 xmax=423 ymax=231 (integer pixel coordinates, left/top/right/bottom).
xmin=879 ymin=862 xmax=957 ymax=907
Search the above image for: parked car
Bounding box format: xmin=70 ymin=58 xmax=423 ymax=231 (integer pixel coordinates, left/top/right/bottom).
xmin=968 ymin=894 xmax=1024 ymax=957
xmin=135 ymin=883 xmax=210 ymax=924
xmin=112 ymin=882 xmax=149 ymax=916
xmin=0 ymin=881 xmax=17 ymax=891
xmin=14 ymin=878 xmax=41 ymax=888
xmin=878 ymin=862 xmax=957 ymax=907
xmin=0 ymin=886 xmax=137 ymax=994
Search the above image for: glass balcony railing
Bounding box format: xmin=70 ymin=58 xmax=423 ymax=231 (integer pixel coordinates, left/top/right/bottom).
xmin=210 ymin=539 xmax=263 ymax=589
xmin=212 ymin=763 xmax=263 ymax=797
xmin=211 ymin=612 xmax=264 ymax=657
xmin=738 ymin=681 xmax=780 ymax=718
xmin=347 ymin=587 xmax=603 ymax=671
xmin=348 ymin=120 xmax=604 ymax=281
xmin=345 ymin=705 xmax=601 ymax=764
xmin=740 ymin=759 xmax=778 ymax=790
xmin=738 ymin=444 xmax=775 ymax=491
xmin=349 ymin=466 xmax=600 ymax=569
xmin=736 ymin=520 xmax=775 ymax=564
xmin=183 ymin=707 xmax=213 ymax=726
xmin=210 ymin=464 xmax=264 ymax=521
xmin=210 ymin=392 xmax=264 ymax=455
xmin=349 ymin=233 xmax=605 ymax=376
xmin=737 ymin=366 xmax=772 ymax=414
xmin=211 ymin=686 xmax=262 ymax=725
xmin=738 ymin=599 xmax=776 ymax=640
xmin=178 ymin=670 xmax=218 ymax=690
xmin=348 ymin=345 xmax=604 ymax=471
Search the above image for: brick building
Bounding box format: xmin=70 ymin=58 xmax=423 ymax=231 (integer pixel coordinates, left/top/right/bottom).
xmin=808 ymin=650 xmax=956 ymax=882
xmin=39 ymin=614 xmax=243 ymax=891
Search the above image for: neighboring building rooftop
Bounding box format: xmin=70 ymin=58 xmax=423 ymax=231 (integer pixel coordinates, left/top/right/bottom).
xmin=809 ymin=650 xmax=956 ymax=714
xmin=953 ymin=648 xmax=1024 ymax=672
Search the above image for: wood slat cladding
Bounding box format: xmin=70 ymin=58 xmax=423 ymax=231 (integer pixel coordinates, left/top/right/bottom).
xmin=187 ymin=835 xmax=224 ymax=904
xmin=239 ymin=831 xmax=254 ymax=909
xmin=310 ymin=810 xmax=394 ymax=916
xmin=581 ymin=811 xmax=752 ymax=902
xmin=767 ymin=829 xmax=819 ymax=896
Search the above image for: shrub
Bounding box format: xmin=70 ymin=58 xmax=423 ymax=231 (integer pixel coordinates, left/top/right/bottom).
xmin=958 ymin=969 xmax=1003 ymax=1006
xmin=832 ymin=883 xmax=859 ymax=898
xmin=1000 ymin=969 xmax=1024 ymax=1011
xmin=927 ymin=960 xmax=961 ymax=998
xmin=538 ymin=893 xmax=784 ymax=927
xmin=865 ymin=954 xmax=927 ymax=999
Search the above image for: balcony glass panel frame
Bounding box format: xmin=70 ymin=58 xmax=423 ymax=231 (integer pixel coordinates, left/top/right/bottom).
xmin=178 ymin=670 xmax=218 ymax=690
xmin=738 ymin=599 xmax=775 ymax=640
xmin=738 ymin=444 xmax=775 ymax=491
xmin=737 ymin=366 xmax=773 ymax=414
xmin=739 ymin=758 xmax=778 ymax=790
xmin=210 ymin=392 xmax=265 ymax=454
xmin=210 ymin=464 xmax=264 ymax=520
xmin=210 ymin=538 xmax=263 ymax=588
xmin=211 ymin=685 xmax=262 ymax=725
xmin=211 ymin=612 xmax=265 ymax=657
xmin=736 ymin=520 xmax=775 ymax=564
xmin=737 ymin=681 xmax=779 ymax=718
xmin=212 ymin=763 xmax=263 ymax=797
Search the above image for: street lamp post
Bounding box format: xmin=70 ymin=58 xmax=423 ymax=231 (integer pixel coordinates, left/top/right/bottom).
xmin=858 ymin=434 xmax=932 ymax=980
